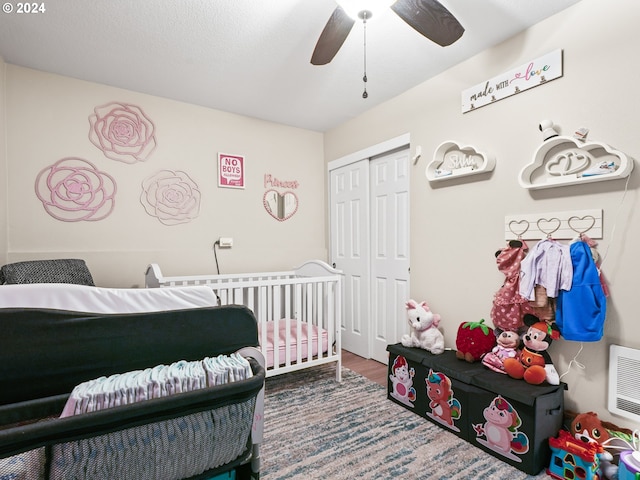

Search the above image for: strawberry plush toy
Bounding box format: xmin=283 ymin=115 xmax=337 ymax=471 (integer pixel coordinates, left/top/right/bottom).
xmin=455 ymin=319 xmax=497 ymax=363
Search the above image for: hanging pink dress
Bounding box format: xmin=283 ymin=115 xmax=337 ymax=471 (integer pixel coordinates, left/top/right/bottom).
xmin=491 ymin=240 xmax=534 ymax=331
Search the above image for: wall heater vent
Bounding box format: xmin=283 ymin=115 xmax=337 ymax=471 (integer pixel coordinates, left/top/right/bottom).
xmin=608 ymin=344 xmax=640 ymax=422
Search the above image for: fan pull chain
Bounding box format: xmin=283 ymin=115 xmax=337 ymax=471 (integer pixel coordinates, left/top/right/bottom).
xmin=362 ymin=12 xmax=368 ymax=99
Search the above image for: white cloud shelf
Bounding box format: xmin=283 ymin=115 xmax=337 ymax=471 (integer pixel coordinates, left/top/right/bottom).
xmin=426 ymin=141 xmax=496 ymax=183
xmin=519 ymin=136 xmax=634 ymax=189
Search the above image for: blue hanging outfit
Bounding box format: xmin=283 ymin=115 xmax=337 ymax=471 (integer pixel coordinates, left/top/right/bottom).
xmin=556 ymin=240 xmax=606 ymax=341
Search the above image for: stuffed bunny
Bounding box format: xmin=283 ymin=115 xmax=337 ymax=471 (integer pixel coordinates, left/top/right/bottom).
xmin=401 ymin=300 xmax=445 ymax=354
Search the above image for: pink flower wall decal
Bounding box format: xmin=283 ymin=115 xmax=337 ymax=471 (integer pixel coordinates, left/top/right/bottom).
xmin=88 ymin=102 xmax=157 ymax=164
xmin=35 ymin=157 xmax=117 ymax=222
xmin=140 ymin=170 xmax=201 ymax=226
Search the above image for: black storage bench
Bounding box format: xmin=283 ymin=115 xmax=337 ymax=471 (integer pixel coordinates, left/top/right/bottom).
xmin=387 ymin=343 xmax=565 ymax=475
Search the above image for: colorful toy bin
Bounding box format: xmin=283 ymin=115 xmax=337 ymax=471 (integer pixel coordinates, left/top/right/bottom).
xmin=387 ymin=344 xmax=566 ymax=475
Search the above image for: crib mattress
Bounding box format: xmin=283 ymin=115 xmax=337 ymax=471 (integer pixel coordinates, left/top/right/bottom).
xmin=260 ymin=320 xmax=329 ymax=368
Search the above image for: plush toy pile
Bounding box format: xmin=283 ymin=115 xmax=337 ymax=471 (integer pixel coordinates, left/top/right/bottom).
xmin=400 ymin=227 xmax=606 ymax=386
xmin=559 ymin=410 xmax=637 ymax=479
xmin=395 ymin=219 xmax=621 ymax=477
xmin=399 ymin=299 xmax=562 ymax=385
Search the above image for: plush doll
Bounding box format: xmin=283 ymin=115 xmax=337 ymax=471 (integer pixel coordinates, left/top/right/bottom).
xmin=569 ymin=411 xmax=635 ymax=479
xmin=503 ymin=314 xmax=560 ymax=385
xmin=482 ymin=328 xmax=521 ymax=374
xmin=455 ymin=319 xmax=496 ymax=363
xmin=401 ymin=300 xmax=445 ymax=354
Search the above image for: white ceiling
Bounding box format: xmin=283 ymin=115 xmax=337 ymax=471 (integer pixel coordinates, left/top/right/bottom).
xmin=0 ymin=0 xmax=581 ymax=132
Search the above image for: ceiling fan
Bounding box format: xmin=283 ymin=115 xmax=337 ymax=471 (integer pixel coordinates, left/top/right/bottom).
xmin=310 ymin=0 xmax=465 ymax=66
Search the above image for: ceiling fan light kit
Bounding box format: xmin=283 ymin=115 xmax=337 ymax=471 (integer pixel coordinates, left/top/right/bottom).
xmin=336 ymin=0 xmax=397 ymax=20
xmin=311 ymin=0 xmax=465 ymax=98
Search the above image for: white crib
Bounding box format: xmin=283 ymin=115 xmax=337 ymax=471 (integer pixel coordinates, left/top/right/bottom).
xmin=145 ymin=260 xmax=342 ymax=381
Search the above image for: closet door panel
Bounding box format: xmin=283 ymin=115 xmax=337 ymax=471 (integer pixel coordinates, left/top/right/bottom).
xmin=370 ymin=150 xmax=410 ymax=364
xmin=330 ymin=160 xmax=370 ymax=358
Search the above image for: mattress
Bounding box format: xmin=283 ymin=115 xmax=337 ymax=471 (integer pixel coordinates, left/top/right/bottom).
xmin=0 ymin=283 xmax=218 ymax=313
xmin=260 ymin=319 xmax=329 ymax=368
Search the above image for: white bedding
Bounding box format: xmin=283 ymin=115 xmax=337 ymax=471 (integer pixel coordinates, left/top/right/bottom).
xmin=0 ymin=283 xmax=218 ymax=313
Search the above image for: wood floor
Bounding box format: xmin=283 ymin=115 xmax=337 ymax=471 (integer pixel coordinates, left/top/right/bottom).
xmin=341 ymin=350 xmax=387 ymax=387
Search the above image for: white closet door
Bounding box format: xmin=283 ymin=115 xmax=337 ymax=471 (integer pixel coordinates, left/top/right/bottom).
xmin=330 ymin=160 xmax=371 ymax=358
xmin=330 ymin=147 xmax=410 ymax=363
xmin=370 ymin=150 xmax=410 ymax=363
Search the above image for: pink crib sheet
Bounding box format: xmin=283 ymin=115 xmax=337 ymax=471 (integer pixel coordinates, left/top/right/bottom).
xmin=259 ymin=320 xmax=329 ymax=368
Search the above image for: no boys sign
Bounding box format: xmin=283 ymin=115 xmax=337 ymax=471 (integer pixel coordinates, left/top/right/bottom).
xmin=218 ymin=153 xmax=245 ymax=188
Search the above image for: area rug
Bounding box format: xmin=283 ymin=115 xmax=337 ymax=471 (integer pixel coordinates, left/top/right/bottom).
xmin=261 ymin=365 xmax=550 ymax=480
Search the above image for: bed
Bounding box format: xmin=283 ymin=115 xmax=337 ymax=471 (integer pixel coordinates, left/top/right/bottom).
xmin=145 ymin=260 xmax=343 ymax=381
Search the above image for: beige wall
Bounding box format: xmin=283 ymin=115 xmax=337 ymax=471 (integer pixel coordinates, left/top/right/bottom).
xmin=4 ymin=66 xmax=326 ymax=286
xmin=325 ymin=0 xmax=640 ymax=429
xmin=0 ymin=57 xmax=7 ymax=266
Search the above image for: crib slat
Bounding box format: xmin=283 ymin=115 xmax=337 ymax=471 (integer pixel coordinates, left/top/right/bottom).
xmin=284 ymin=284 xmax=292 ymax=368
xmin=306 ymin=282 xmax=312 ymax=362
xmin=258 ymin=286 xmax=269 ymax=369
xmin=317 ymin=281 xmax=324 ymax=360
xmin=273 ymin=285 xmax=283 ymax=369
xmin=233 ymin=287 xmax=243 ymax=305
xmin=247 ymin=286 xmax=255 ymax=313
xmin=294 ymin=283 xmax=302 ymax=365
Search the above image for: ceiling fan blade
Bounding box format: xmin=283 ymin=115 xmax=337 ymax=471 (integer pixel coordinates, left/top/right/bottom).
xmin=391 ymin=0 xmax=464 ymax=47
xmin=310 ymin=6 xmax=356 ymax=65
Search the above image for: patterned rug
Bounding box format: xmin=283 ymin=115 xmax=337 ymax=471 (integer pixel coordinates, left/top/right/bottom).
xmin=261 ymin=365 xmax=550 ymax=480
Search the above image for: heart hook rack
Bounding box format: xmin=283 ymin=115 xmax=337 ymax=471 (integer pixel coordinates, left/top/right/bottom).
xmin=504 ymin=209 xmax=602 ymax=241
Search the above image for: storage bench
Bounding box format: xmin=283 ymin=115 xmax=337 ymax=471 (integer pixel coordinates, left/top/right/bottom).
xmin=387 ymin=343 xmax=565 ymax=475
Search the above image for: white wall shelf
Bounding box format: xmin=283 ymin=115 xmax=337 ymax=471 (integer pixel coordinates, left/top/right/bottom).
xmin=519 ymin=136 xmax=634 ymax=189
xmin=426 ymin=141 xmax=495 ymax=183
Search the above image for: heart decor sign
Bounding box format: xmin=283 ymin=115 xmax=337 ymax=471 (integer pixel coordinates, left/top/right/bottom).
xmin=263 ymin=190 xmax=298 ymax=221
xmin=544 ymin=150 xmax=591 ymax=176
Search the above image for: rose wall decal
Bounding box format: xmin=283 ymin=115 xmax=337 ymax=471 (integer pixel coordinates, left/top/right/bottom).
xmin=140 ymin=170 xmax=201 ymax=226
xmin=89 ymin=102 xmax=157 ymax=164
xmin=35 ymin=157 xmax=117 ymax=222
